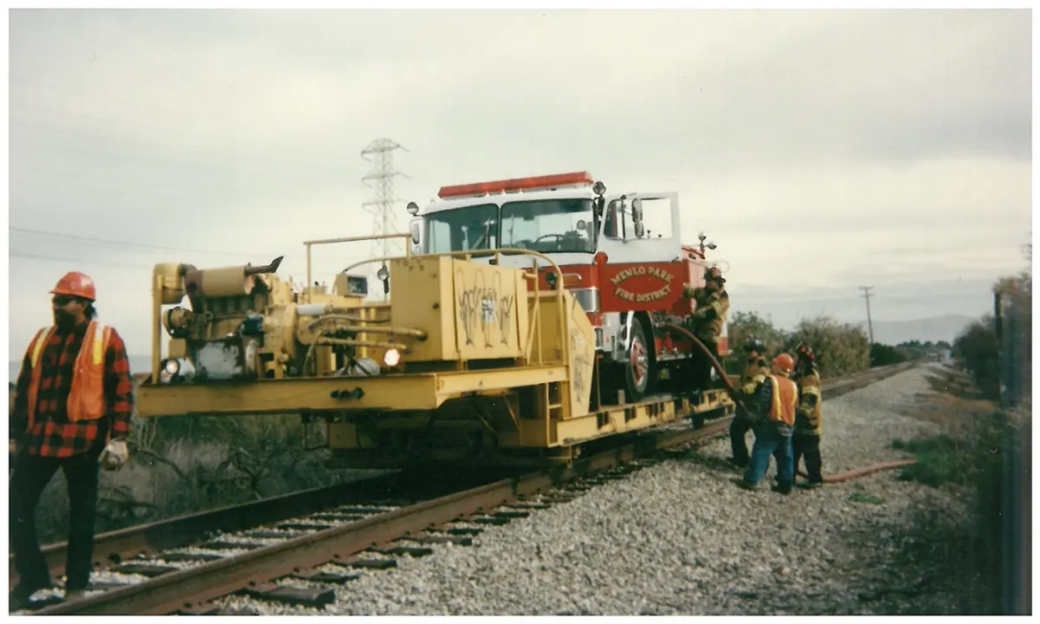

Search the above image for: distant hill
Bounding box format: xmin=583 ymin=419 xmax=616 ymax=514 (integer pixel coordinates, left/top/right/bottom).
xmin=857 ymin=315 xmax=975 ymax=346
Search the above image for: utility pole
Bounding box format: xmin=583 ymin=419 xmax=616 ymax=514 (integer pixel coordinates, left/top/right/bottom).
xmin=860 ymin=286 xmax=875 ymax=344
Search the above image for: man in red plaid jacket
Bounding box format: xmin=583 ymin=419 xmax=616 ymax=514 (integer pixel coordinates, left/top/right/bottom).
xmin=9 ymin=271 xmax=133 ymax=611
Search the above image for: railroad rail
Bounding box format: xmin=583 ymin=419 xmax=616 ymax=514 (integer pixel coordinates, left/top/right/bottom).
xmin=23 ymin=361 xmax=916 ymax=615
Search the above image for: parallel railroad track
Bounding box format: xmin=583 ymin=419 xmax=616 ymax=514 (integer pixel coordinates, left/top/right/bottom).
xmin=22 ymin=361 xmax=917 ymax=615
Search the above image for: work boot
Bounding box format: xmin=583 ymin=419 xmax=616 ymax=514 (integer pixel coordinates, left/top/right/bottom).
xmin=771 ymin=484 xmax=793 ymax=496
xmin=9 ymin=583 xmax=47 ymax=612
xmin=63 ymin=586 xmax=86 ymax=603
xmin=731 ymin=477 xmax=757 ymax=491
xmin=798 ymin=481 xmax=823 ymax=490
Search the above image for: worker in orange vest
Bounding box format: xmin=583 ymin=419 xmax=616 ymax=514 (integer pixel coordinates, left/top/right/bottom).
xmin=734 ymin=353 xmax=798 ymax=495
xmin=9 ymin=272 xmax=134 ymax=611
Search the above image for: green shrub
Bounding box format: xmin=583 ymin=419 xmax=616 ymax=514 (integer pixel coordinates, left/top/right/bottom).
xmin=952 ymin=317 xmax=1000 ymax=400
xmin=726 ymin=312 xmax=871 ymax=378
xmin=782 ymin=315 xmax=871 ymax=378
xmin=871 ymin=342 xmax=908 ymax=367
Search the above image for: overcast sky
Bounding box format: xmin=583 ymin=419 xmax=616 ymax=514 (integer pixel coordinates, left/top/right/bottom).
xmin=7 ymin=8 xmax=1032 ymax=364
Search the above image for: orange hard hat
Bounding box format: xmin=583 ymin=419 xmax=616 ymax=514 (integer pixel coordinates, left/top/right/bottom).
xmin=773 ymin=353 xmax=795 ymax=373
xmin=50 ymin=271 xmax=97 ymax=301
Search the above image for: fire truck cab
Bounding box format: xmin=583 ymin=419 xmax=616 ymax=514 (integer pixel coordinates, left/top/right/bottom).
xmin=405 ymin=171 xmax=729 ymax=404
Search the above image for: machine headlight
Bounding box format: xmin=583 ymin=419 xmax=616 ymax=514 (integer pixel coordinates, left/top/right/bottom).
xmin=377 ymin=264 xmax=390 ymax=281
xmin=383 ymin=348 xmax=401 ymax=367
xmin=160 ymin=358 xmax=195 ymax=383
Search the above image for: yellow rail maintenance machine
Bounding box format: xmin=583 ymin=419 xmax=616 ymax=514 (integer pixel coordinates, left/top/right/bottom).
xmin=136 ymin=232 xmax=734 ymax=469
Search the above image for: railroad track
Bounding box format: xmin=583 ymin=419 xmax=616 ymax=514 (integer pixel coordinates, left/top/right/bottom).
xmin=21 ymin=361 xmax=916 ymax=615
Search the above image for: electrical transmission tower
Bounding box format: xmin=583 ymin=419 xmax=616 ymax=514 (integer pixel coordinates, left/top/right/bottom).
xmin=361 ymin=138 xmax=408 ymax=262
xmin=860 ymin=286 xmax=875 ymax=344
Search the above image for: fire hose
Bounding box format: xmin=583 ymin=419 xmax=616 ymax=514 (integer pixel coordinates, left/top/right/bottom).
xmin=659 ymin=322 xmax=747 ymax=412
xmin=659 ymin=322 xmax=917 ymax=483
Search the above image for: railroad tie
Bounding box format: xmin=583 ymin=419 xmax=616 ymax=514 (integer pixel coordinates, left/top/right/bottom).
xmin=408 ymin=534 xmax=474 ymax=547
xmin=493 ymin=510 xmax=532 ymax=519
xmin=86 ymin=580 xmax=132 ymax=591
xmin=276 ymin=522 xmax=335 ymax=532
xmin=309 ymin=513 xmax=365 ymax=523
xmin=473 ymin=517 xmax=512 ymax=526
xmin=242 ymin=530 xmax=297 ymax=540
xmin=197 ymin=540 xmax=268 ymax=551
xmin=242 ymin=583 xmax=337 ymax=608
xmin=159 ymin=552 xmax=226 ymax=563
xmin=109 ymin=562 xmax=181 ymax=578
xmin=447 ymin=527 xmax=484 ymax=536
xmin=291 ymin=570 xmax=362 ymax=585
xmin=335 ymin=506 xmax=393 ymax=515
xmin=372 ymin=545 xmax=435 ymax=558
xmin=177 ymin=603 xmax=261 ymax=616
xmin=330 ymin=558 xmax=398 ymax=571
xmin=505 ymin=503 xmax=551 ymax=510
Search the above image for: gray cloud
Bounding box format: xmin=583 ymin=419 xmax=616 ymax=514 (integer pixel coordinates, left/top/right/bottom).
xmin=7 ymin=9 xmax=1031 ymax=362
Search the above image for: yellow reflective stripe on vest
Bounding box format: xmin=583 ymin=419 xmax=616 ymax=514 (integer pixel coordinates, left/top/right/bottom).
xmin=770 ymin=377 xmax=782 ymax=417
xmin=92 ymin=322 xmax=107 ymax=365
xmin=30 ymin=327 xmax=54 ymax=368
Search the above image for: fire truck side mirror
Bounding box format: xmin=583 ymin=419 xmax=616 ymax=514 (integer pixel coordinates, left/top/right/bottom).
xmin=632 ymin=199 xmax=645 ymax=238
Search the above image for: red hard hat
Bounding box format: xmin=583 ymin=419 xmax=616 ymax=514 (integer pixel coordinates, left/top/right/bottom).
xmin=773 ymin=353 xmax=795 ymax=373
xmin=50 ymin=271 xmax=97 ymax=301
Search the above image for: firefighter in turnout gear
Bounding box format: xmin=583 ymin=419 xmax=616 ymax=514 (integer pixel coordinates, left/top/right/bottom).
xmin=729 ymin=337 xmax=769 ymax=468
xmin=734 ymin=353 xmax=798 ymax=495
xmin=685 ymin=266 xmax=729 ymax=389
xmin=792 ymin=343 xmax=824 ymax=488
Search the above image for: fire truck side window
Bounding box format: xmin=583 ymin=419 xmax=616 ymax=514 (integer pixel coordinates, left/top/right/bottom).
xmin=425 ymin=204 xmax=498 ymax=253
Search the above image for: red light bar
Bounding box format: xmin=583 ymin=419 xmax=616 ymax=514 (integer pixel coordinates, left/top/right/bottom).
xmin=438 ymin=171 xmax=594 ymax=199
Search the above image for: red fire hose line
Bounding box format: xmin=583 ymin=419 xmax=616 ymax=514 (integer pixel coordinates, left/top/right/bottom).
xmin=799 ymin=459 xmax=918 ymax=483
xmin=658 ymin=323 xmax=919 ymax=483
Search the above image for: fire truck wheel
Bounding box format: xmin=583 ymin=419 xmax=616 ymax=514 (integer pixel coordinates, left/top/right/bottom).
xmin=623 ymin=320 xmax=653 ymax=402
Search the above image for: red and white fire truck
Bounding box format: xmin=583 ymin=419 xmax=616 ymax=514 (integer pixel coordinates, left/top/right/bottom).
xmin=405 ymin=171 xmax=729 ymax=403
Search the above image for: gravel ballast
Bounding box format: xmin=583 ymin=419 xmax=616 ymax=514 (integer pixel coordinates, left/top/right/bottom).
xmin=202 ymin=363 xmax=968 ymax=616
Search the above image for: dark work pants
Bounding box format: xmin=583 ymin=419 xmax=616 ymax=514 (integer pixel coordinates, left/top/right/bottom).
xmin=10 ymin=451 xmax=101 ymax=591
xmin=729 ymin=415 xmax=753 ymax=466
xmin=793 ymin=434 xmax=823 ymax=484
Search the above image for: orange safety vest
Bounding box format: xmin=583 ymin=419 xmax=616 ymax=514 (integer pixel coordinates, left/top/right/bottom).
xmin=766 ymin=374 xmax=798 ymax=427
xmin=24 ymin=320 xmax=112 ymax=429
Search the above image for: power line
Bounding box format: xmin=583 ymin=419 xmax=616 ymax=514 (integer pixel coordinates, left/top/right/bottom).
xmin=859 ymin=286 xmax=875 ymax=344
xmin=10 ymin=251 xmax=153 ymax=270
xmin=10 ymin=226 xmax=300 ymax=258
xmin=10 ymin=250 xmax=356 ymax=280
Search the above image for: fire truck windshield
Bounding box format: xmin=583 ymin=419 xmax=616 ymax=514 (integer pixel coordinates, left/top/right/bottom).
xmin=500 ymin=198 xmax=595 ymax=254
xmin=425 ymin=203 xmax=499 ymax=254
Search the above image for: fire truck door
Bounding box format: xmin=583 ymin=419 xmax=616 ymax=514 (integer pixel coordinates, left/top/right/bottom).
xmin=597 ymin=192 xmax=681 ymax=263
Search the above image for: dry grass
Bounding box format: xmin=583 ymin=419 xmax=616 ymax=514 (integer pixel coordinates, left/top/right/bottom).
xmin=906 ymin=367 xmax=997 ymax=437
xmin=893 ymin=364 xmax=1031 ymax=614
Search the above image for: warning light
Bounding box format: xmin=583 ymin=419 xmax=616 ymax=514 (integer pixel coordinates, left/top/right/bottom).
xmin=438 ymin=171 xmax=594 ymax=199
